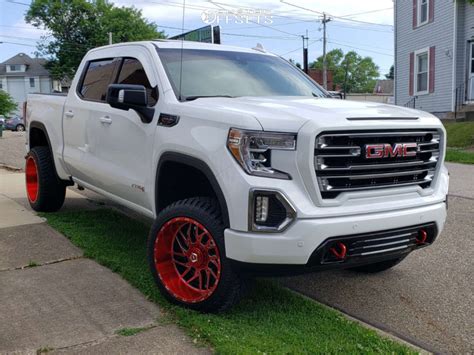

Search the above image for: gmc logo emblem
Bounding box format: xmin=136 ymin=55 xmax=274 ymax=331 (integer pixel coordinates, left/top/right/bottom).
xmin=365 ymin=143 xmax=418 ymax=159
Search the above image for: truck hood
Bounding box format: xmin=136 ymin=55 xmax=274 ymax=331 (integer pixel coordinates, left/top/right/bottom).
xmin=185 ymin=96 xmax=437 ymax=132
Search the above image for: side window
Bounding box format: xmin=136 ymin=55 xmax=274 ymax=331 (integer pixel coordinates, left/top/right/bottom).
xmin=117 ymin=58 xmax=157 ymax=106
xmin=79 ymin=58 xmax=120 ymax=102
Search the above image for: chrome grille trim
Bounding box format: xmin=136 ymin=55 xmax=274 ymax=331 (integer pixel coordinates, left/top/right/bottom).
xmin=314 ymin=130 xmax=441 ymax=198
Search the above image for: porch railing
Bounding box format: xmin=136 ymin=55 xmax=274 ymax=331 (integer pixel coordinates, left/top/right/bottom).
xmin=404 ymin=96 xmax=416 ymax=109
xmin=455 ymin=81 xmax=466 ymax=120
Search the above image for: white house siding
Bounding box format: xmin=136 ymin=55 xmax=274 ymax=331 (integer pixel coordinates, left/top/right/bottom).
xmin=6 ymin=77 xmax=26 ymax=104
xmin=455 ymin=1 xmax=466 ymax=90
xmin=395 ymin=0 xmax=455 ymax=115
xmin=39 ymin=77 xmax=52 ymax=93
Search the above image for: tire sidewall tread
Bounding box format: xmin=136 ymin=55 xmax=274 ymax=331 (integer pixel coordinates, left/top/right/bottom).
xmin=27 ymin=146 xmax=66 ymax=212
xmin=147 ymin=197 xmax=246 ymax=313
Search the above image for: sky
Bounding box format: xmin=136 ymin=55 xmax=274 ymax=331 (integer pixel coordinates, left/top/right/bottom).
xmin=0 ymin=0 xmax=394 ymax=78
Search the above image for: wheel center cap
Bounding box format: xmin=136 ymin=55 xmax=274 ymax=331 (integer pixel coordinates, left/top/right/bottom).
xmin=190 ymin=252 xmax=199 ymax=263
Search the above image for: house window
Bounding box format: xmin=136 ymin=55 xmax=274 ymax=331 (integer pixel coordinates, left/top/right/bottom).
xmin=29 ymin=78 xmax=35 ymax=88
xmin=418 ymin=0 xmax=429 ymax=26
xmin=415 ymin=49 xmax=429 ymax=94
xmin=9 ymin=65 xmax=19 ymax=71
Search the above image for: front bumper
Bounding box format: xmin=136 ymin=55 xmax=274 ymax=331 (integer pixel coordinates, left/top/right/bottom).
xmin=224 ymin=201 xmax=446 ymax=265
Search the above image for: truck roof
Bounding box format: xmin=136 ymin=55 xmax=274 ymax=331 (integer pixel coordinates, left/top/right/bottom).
xmin=89 ymin=40 xmax=276 ymax=56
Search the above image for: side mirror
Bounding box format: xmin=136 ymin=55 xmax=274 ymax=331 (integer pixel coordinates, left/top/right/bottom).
xmin=106 ymin=84 xmax=154 ymax=123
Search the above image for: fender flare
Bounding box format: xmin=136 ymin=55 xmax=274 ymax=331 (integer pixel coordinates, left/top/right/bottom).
xmin=28 ymin=121 xmax=73 ymax=185
xmin=156 ymin=152 xmax=230 ymax=227
xmin=28 ymin=121 xmax=53 ymax=150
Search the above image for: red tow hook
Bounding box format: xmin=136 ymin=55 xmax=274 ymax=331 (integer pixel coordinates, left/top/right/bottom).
xmin=416 ymin=230 xmax=428 ymax=245
xmin=330 ymin=242 xmax=347 ymax=260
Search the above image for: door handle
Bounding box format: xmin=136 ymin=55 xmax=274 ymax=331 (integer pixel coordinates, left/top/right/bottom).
xmin=64 ymin=111 xmax=74 ymax=118
xmin=99 ymin=116 xmax=112 ymax=124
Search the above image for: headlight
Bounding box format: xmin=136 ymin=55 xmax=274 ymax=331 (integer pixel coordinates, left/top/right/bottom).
xmin=227 ymin=128 xmax=296 ymax=180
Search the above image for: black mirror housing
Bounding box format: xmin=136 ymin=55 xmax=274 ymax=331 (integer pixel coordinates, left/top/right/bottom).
xmin=106 ymin=84 xmax=154 ymax=123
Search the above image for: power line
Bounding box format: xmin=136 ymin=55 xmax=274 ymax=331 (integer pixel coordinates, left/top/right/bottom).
xmin=338 ymin=7 xmax=392 ymax=18
xmin=4 ymin=0 xmax=30 ymax=6
xmin=279 ymin=1 xmax=393 ymax=28
xmin=0 ymin=41 xmax=35 ymax=47
xmin=278 ymin=38 xmax=321 ymax=56
xmin=327 ymin=40 xmax=394 ymax=57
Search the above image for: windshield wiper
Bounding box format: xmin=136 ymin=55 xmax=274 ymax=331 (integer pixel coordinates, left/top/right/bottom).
xmin=184 ymin=95 xmax=235 ymax=101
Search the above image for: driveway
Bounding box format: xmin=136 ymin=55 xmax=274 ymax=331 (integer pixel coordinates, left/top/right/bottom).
xmin=1 ymin=132 xmax=473 ymax=353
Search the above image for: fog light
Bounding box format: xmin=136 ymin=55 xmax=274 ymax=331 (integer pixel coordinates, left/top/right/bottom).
xmin=249 ymin=190 xmax=296 ymax=232
xmin=255 ymin=196 xmax=269 ymax=222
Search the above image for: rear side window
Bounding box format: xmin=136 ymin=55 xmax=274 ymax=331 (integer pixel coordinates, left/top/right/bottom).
xmin=79 ymin=58 xmax=120 ymax=102
xmin=117 ymin=58 xmax=157 ymax=106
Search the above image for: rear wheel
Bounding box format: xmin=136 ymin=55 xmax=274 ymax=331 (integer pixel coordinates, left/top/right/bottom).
xmin=16 ymin=124 xmax=25 ymax=132
xmin=25 ymin=146 xmax=66 ymax=212
xmin=147 ymin=197 xmax=247 ymax=312
xmin=349 ymin=255 xmax=407 ymax=273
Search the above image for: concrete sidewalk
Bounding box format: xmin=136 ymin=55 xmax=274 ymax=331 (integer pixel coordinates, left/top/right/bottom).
xmin=0 ymin=169 xmax=210 ymax=354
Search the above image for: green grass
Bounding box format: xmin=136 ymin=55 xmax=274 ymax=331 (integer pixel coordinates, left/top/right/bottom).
xmin=27 ymin=260 xmax=39 ymax=268
xmin=41 ymin=209 xmax=415 ymax=354
xmin=442 ymin=122 xmax=474 ymax=164
xmin=444 ymin=122 xmax=474 ymax=147
xmin=446 ymin=148 xmax=474 ymax=164
xmin=116 ymin=326 xmax=152 ymax=337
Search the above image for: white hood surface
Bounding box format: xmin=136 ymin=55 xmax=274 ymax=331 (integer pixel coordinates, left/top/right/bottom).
xmin=185 ymin=96 xmax=437 ymax=132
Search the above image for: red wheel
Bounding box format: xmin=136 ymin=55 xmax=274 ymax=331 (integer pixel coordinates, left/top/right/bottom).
xmin=25 ymin=146 xmax=66 ymax=212
xmin=154 ymin=217 xmax=221 ymax=303
xmin=148 ymin=198 xmax=248 ymax=312
xmin=25 ymin=156 xmax=39 ymax=203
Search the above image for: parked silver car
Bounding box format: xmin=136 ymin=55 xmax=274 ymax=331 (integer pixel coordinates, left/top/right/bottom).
xmin=4 ymin=116 xmax=25 ymax=131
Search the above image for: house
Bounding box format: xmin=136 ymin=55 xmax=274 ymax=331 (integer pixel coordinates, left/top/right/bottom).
xmin=308 ymin=69 xmax=335 ymax=90
xmin=374 ymin=79 xmax=394 ymax=95
xmin=395 ymin=0 xmax=474 ymax=119
xmin=0 ymin=53 xmax=61 ymax=114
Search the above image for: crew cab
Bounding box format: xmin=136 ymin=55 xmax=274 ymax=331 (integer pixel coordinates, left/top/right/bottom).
xmin=24 ymin=40 xmax=449 ymax=312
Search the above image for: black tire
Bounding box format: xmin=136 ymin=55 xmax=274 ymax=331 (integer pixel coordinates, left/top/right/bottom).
xmin=349 ymin=255 xmax=407 ymax=273
xmin=25 ymin=146 xmax=66 ymax=212
xmin=147 ymin=197 xmax=248 ymax=313
xmin=16 ymin=124 xmax=25 ymax=132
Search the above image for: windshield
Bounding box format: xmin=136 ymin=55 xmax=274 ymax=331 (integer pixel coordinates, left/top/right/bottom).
xmin=157 ymin=48 xmax=328 ymax=100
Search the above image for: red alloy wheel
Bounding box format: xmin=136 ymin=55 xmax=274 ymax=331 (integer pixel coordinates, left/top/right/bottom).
xmin=154 ymin=217 xmax=222 ymax=303
xmin=25 ymin=156 xmax=39 ymax=203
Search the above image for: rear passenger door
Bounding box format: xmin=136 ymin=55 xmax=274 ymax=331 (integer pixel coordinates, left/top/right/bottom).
xmin=63 ymin=58 xmax=121 ymax=184
xmin=85 ymin=56 xmax=159 ymax=211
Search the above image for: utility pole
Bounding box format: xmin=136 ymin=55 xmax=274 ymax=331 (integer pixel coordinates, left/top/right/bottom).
xmin=108 ymin=32 xmax=113 ymax=45
xmin=302 ymin=32 xmax=309 ymax=74
xmin=322 ymin=13 xmax=331 ymax=90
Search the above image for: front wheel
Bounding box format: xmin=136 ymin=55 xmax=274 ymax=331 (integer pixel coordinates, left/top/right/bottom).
xmin=147 ymin=197 xmax=247 ymax=313
xmin=349 ymin=255 xmax=407 ymax=273
xmin=16 ymin=124 xmax=25 ymax=132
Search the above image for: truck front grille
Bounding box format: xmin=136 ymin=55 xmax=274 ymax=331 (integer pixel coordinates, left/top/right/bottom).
xmin=314 ymin=130 xmax=441 ymax=199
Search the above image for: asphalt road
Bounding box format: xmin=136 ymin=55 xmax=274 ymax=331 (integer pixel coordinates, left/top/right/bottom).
xmin=1 ymin=131 xmax=473 ymax=353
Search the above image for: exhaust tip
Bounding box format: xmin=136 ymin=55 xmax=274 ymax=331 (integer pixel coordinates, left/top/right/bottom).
xmin=416 ymin=229 xmax=428 ymax=245
xmin=329 ymin=242 xmax=347 ymax=260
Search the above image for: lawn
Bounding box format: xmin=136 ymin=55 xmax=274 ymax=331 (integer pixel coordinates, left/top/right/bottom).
xmin=444 ymin=122 xmax=474 ymax=164
xmin=42 ymin=209 xmax=415 ymax=355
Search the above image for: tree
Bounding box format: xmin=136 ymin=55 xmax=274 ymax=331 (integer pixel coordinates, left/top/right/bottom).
xmin=385 ymin=65 xmax=394 ymax=80
xmin=26 ymin=0 xmax=165 ymax=80
xmin=0 ymin=91 xmax=17 ymax=117
xmin=310 ymin=49 xmax=379 ymax=93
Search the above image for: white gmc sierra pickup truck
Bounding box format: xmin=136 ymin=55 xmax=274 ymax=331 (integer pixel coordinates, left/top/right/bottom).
xmin=25 ymin=40 xmax=449 ymax=312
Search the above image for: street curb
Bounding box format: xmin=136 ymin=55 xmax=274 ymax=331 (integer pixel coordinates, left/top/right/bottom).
xmin=285 ymin=287 xmax=434 ymax=355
